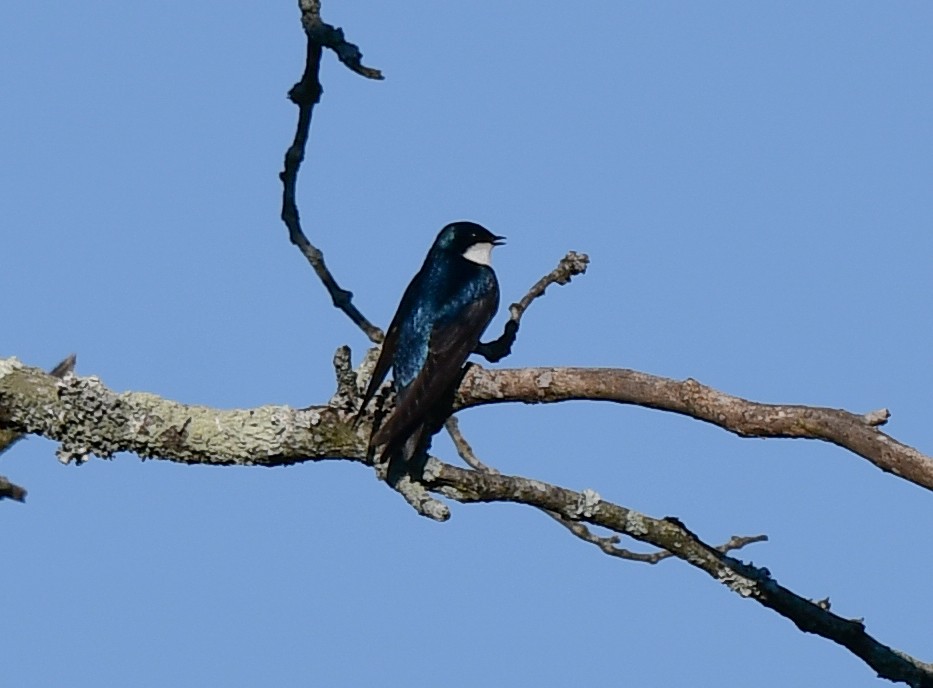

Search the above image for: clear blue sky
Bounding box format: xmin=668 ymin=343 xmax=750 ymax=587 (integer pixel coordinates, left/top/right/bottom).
xmin=3 ymin=3 xmax=932 ymax=686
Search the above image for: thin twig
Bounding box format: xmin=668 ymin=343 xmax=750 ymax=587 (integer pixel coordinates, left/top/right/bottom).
xmin=0 ymin=475 xmax=27 ymax=502
xmin=445 ymin=416 xmax=497 ymax=473
xmin=446 ymin=415 xmax=765 ymax=564
xmin=545 ymin=511 xmax=767 ymax=563
xmin=280 ymin=1 xmax=383 ymax=343
xmin=509 ymin=251 xmax=590 ymax=325
xmin=474 ymin=251 xmax=590 ymax=363
xmin=299 ymin=1 xmax=384 ymax=80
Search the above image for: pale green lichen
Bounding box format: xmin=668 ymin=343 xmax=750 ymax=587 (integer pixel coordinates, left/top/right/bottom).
xmin=716 ymin=568 xmax=758 ymax=598
xmin=623 ymin=512 xmax=650 ymax=537
xmin=574 ymin=488 xmax=602 ymax=518
xmin=0 ymin=357 xmax=24 ymax=378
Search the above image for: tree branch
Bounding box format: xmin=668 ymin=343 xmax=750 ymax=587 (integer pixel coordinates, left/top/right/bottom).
xmin=445 ymin=416 xmax=766 ymax=563
xmin=280 ymin=1 xmax=384 ymax=343
xmin=475 ymin=251 xmax=590 ymax=363
xmin=283 ymin=9 xmax=588 ymax=359
xmin=456 ymin=366 xmax=933 ymax=493
xmin=0 ymin=354 xmax=76 ymax=501
xmin=0 ymin=357 xmax=363 ymax=468
xmin=0 ymin=474 xmax=27 ymax=502
xmin=425 ymin=464 xmax=933 ymax=688
xmin=0 ymin=354 xmax=75 ymax=457
xmin=2 ymin=357 xmax=931 ymax=684
xmin=509 ymin=250 xmax=590 ymax=325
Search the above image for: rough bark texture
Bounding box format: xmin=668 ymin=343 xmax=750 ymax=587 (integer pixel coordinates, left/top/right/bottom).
xmin=0 ymin=474 xmax=27 ymax=502
xmin=2 ymin=355 xmax=932 ymax=686
xmin=457 ymin=366 xmax=933 ymax=491
xmin=0 ymin=357 xmax=363 ymax=468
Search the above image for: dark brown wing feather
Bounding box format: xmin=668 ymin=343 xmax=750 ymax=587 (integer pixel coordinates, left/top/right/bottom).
xmin=355 ymin=318 xmax=400 ymax=423
xmin=371 ymin=291 xmax=497 ymax=450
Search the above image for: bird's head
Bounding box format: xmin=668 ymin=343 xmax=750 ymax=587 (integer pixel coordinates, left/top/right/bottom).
xmin=434 ymin=221 xmax=505 ymax=267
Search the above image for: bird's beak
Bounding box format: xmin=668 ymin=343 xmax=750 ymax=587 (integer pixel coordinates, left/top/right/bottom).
xmin=492 ymin=235 xmax=506 ymax=246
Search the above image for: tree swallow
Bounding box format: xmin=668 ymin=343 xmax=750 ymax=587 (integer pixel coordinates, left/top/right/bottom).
xmin=359 ymin=221 xmax=505 ymax=484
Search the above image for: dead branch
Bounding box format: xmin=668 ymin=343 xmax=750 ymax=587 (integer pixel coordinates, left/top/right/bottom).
xmin=445 ymin=416 xmax=767 ymax=563
xmin=0 ymin=474 xmax=27 ymax=502
xmin=426 ymin=463 xmax=933 ymax=688
xmin=457 ymin=366 xmax=933 ymax=492
xmin=1 ymin=357 xmax=930 ymax=685
xmin=280 ymin=1 xmax=383 ymax=343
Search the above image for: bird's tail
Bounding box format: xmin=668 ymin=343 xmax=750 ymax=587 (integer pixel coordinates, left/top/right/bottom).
xmin=381 ymin=425 xmax=431 ymax=486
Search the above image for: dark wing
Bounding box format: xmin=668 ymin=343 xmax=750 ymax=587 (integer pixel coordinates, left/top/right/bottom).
xmin=371 ymin=290 xmax=497 ymax=449
xmin=355 ymin=317 xmax=400 ymax=422
xmin=355 ymin=269 xmax=427 ymax=423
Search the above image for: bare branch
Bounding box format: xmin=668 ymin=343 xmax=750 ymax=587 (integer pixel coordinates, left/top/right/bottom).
xmin=0 ymin=357 xmax=364 ymax=468
xmin=390 ymin=474 xmax=450 ymax=522
xmin=0 ymin=354 xmax=76 ymax=501
xmin=544 ymin=510 xmax=767 ymax=563
xmin=457 ymin=366 xmax=933 ymax=493
xmin=445 ymin=416 xmax=496 ymax=473
xmin=426 ymin=465 xmax=933 ymax=688
xmin=476 ymin=251 xmax=590 ymax=363
xmin=2 ymin=357 xmax=931 ymax=684
xmin=280 ymin=1 xmax=383 ymax=343
xmin=0 ymin=474 xmax=27 ymax=502
xmin=510 ymin=250 xmax=590 ymax=325
xmin=446 ymin=416 xmax=765 ymax=564
xmin=0 ymin=354 xmax=75 ymax=457
xmin=5 ymin=357 xmax=931 ymax=495
xmin=298 ymin=1 xmax=383 ymax=80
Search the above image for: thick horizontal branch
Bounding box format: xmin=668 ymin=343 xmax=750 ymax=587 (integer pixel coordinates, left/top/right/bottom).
xmin=3 ymin=358 xmax=931 ymax=495
xmin=0 ymin=354 xmax=75 ymax=457
xmin=456 ymin=366 xmax=933 ymax=493
xmin=0 ymin=354 xmax=77 ymax=501
xmin=0 ymin=358 xmax=364 ymax=468
xmin=2 ymin=356 xmax=931 ymax=685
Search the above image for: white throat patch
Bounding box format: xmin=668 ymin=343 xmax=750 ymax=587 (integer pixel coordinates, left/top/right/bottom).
xmin=462 ymin=242 xmax=494 ymax=266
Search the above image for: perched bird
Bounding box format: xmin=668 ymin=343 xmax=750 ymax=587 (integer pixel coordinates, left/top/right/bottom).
xmin=359 ymin=221 xmax=505 ymax=484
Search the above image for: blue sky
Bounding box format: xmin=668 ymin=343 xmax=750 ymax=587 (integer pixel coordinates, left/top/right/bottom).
xmin=3 ymin=2 xmax=932 ymax=686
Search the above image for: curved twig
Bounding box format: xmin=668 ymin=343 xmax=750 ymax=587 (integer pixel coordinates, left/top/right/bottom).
xmin=509 ymin=250 xmax=590 ymax=324
xmin=475 ymin=251 xmax=590 ymax=363
xmin=280 ymin=1 xmax=383 ymax=343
